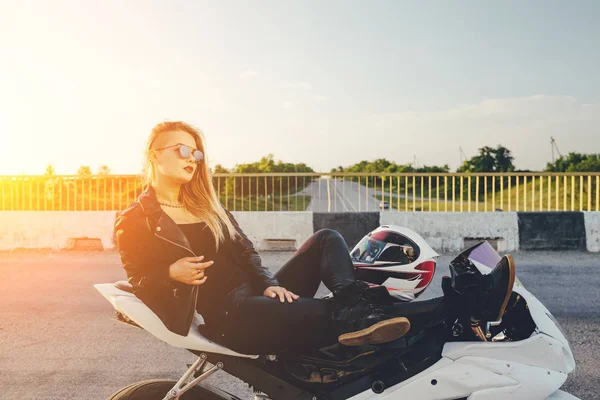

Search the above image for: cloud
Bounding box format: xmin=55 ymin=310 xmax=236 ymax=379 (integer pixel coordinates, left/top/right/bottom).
xmin=284 ymin=81 xmax=314 ymax=90
xmin=365 ymin=95 xmax=600 ymax=170
xmin=370 ymin=95 xmax=599 ymax=124
xmin=283 ymin=101 xmax=293 ymax=109
xmin=240 ymin=70 xmax=259 ymax=80
xmin=314 ymin=95 xmax=328 ymax=103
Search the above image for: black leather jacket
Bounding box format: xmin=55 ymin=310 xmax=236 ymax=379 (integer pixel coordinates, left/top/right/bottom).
xmin=113 ymin=186 xmax=279 ymax=336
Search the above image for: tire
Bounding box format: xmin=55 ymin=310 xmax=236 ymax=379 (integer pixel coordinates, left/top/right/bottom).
xmin=107 ymin=379 xmax=230 ymax=400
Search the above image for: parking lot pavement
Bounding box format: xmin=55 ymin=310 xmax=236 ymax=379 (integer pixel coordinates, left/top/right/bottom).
xmin=0 ymin=249 xmax=598 ymax=399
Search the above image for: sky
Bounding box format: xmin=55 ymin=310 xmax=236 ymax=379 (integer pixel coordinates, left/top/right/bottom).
xmin=1 ymin=0 xmax=599 ymax=175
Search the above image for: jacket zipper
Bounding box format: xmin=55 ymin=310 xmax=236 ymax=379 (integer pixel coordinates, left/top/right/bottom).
xmin=154 ymin=232 xmax=196 ymax=257
xmin=154 ymin=232 xmax=199 ymax=312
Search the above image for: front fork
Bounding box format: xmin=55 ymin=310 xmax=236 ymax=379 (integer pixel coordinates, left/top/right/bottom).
xmin=451 ymin=318 xmax=504 ymax=342
xmin=469 ymin=318 xmax=504 ymax=342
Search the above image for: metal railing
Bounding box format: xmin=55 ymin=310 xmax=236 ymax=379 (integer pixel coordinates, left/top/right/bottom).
xmin=0 ymin=172 xmax=598 ymax=212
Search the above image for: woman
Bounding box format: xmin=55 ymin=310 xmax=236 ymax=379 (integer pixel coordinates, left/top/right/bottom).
xmin=114 ymin=121 xmax=515 ymax=355
xmin=113 ymin=121 xmax=413 ymax=355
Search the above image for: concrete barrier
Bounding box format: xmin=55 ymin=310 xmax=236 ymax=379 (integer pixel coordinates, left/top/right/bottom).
xmin=0 ymin=211 xmax=116 ymax=251
xmin=228 ymin=211 xmax=313 ymax=251
xmin=0 ymin=211 xmax=314 ymax=252
xmin=1 ymin=211 xmax=598 ymax=252
xmin=584 ymin=212 xmax=600 ymax=252
xmin=380 ymin=212 xmax=520 ymax=252
xmin=313 ymin=212 xmax=380 ymax=249
xmin=518 ymin=212 xmax=587 ymax=251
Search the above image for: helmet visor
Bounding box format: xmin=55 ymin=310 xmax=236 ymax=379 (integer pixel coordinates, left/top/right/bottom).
xmin=351 ymin=236 xmax=397 ymax=264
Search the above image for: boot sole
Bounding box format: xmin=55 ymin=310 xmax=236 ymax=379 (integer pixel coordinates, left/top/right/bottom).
xmin=338 ymin=317 xmax=411 ymax=347
xmin=492 ymin=254 xmax=516 ymax=321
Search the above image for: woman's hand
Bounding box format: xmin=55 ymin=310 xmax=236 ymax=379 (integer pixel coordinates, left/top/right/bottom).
xmin=169 ymin=255 xmax=214 ymax=285
xmin=263 ymin=286 xmax=299 ymax=303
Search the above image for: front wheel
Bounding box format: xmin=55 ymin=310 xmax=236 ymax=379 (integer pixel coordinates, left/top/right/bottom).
xmin=107 ymin=379 xmax=229 ymax=400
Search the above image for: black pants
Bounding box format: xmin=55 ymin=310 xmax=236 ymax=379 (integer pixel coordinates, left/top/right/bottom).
xmin=215 ymin=229 xmax=446 ymax=355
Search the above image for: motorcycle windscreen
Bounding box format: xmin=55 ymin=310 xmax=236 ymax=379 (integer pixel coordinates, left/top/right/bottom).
xmin=452 ymin=241 xmax=525 ymax=288
xmin=456 ymin=240 xmax=502 ymax=270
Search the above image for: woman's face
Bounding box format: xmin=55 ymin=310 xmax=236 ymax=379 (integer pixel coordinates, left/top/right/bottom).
xmin=151 ymin=130 xmax=202 ymax=185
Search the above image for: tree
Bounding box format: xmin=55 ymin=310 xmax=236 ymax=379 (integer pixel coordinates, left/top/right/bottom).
xmin=544 ymin=153 xmax=600 ymax=209
xmin=98 ymin=165 xmax=111 ymax=176
xmin=44 ymin=164 xmax=57 ymax=203
xmin=211 ymin=155 xmax=316 ymax=205
xmin=455 ymin=145 xmax=516 ymax=202
xmin=545 ymin=153 xmax=600 ymax=172
xmin=332 ymin=158 xmax=451 ymax=200
xmin=334 ymin=158 xmax=449 ymax=175
xmin=78 ymin=166 xmax=92 ymax=178
xmin=457 ymin=145 xmax=515 ymax=173
xmin=45 ymin=164 xmax=55 ymax=176
xmin=212 ymin=164 xmax=230 ymax=174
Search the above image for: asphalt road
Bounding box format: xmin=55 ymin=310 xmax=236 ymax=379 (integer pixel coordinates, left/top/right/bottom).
xmin=0 ymin=250 xmax=598 ymax=400
xmin=303 ymin=179 xmax=385 ymax=212
xmin=303 ymin=178 xmax=423 ymax=213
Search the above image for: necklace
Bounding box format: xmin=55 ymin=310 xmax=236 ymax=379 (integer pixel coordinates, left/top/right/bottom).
xmin=158 ymin=200 xmax=185 ymax=208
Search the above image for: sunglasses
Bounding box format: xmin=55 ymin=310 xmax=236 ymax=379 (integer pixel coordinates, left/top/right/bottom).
xmin=153 ymin=143 xmax=204 ymax=162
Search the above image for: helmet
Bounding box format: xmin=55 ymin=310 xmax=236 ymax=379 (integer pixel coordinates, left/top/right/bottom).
xmin=350 ymin=225 xmax=439 ymax=301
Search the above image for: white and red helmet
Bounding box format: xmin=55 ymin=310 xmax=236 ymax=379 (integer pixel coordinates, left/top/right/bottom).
xmin=350 ymin=225 xmax=439 ymax=301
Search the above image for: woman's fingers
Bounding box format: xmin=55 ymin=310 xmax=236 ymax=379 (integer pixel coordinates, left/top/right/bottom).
xmin=189 ymin=260 xmax=213 ymax=269
xmin=185 ymin=260 xmax=215 ymax=270
xmin=198 ymin=260 xmax=214 ymax=269
xmin=285 ymin=291 xmax=293 ymax=303
xmin=183 ymin=256 xmax=214 ymax=269
xmin=191 ymin=276 xmax=208 ymax=285
xmin=185 ymin=255 xmax=204 ymax=262
xmin=263 ymin=287 xmax=300 ymax=303
xmin=277 ymin=288 xmax=285 ymax=303
xmin=289 ymin=291 xmax=299 ymax=300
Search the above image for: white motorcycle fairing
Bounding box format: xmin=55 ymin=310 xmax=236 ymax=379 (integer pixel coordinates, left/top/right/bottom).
xmin=95 ymin=280 xmax=579 ymax=400
xmin=94 ymin=283 xmax=259 ymax=359
xmin=347 ymin=276 xmax=577 ymax=399
xmin=96 ymin=233 xmax=581 ymax=400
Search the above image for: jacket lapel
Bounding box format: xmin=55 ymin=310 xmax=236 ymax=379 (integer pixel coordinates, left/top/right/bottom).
xmin=138 ymin=185 xmax=195 ymax=256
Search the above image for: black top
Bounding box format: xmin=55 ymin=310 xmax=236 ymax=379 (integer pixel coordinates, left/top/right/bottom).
xmin=178 ymin=222 xmax=246 ymax=322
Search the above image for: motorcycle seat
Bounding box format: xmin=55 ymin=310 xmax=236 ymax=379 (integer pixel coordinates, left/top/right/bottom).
xmin=95 ymin=282 xmax=259 ymax=359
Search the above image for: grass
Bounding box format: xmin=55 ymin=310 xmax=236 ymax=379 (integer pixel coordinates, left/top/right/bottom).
xmin=373 ymin=176 xmax=599 ymax=212
xmin=373 ymin=193 xmax=482 ymax=212
xmin=489 ymin=175 xmax=599 ymax=212
xmin=220 ymin=194 xmax=312 ymax=211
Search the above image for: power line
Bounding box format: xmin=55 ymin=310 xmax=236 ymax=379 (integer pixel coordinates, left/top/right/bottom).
xmin=550 ymin=137 xmax=562 ymax=163
xmin=459 ymin=146 xmax=468 ymax=164
xmin=412 ymin=154 xmax=419 ymax=169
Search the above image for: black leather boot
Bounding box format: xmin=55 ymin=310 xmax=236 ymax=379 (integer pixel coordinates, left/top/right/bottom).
xmin=331 ymin=281 xmax=411 ymax=347
xmin=475 ymin=254 xmax=516 ymax=322
xmin=446 ymin=254 xmax=516 ymax=322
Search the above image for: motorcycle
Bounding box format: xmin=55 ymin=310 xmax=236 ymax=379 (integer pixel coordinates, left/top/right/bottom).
xmin=95 ymin=225 xmax=579 ymax=400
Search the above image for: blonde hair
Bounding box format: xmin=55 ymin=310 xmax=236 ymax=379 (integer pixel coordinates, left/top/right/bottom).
xmin=142 ymin=121 xmax=240 ymax=249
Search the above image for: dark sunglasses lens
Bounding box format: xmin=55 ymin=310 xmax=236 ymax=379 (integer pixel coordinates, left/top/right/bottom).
xmin=179 ymin=145 xmax=191 ymax=158
xmin=193 ymin=150 xmax=204 ymax=162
